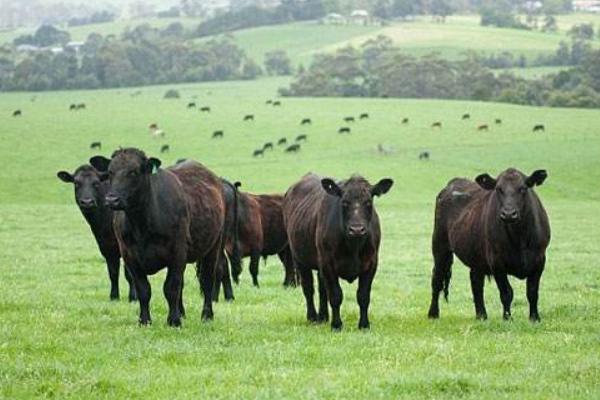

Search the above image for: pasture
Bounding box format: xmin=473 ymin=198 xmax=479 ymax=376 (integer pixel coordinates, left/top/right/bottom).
xmin=1 ymin=77 xmax=599 ymax=399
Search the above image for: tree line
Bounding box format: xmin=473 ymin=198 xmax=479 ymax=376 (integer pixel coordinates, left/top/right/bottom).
xmin=280 ymin=35 xmax=600 ymax=108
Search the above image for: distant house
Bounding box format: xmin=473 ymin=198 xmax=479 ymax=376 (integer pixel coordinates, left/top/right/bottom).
xmin=573 ymin=0 xmax=600 ymax=12
xmin=523 ymin=1 xmax=543 ymax=12
xmin=350 ymin=9 xmax=370 ymax=25
xmin=65 ymin=41 xmax=84 ymax=51
xmin=322 ymin=13 xmax=346 ymax=25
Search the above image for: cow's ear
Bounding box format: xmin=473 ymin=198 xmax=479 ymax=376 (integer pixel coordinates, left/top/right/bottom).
xmin=145 ymin=157 xmax=162 ymax=174
xmin=57 ymin=171 xmax=73 ymax=183
xmin=90 ymin=156 xmax=111 ymax=172
xmin=475 ymin=173 xmax=497 ymax=190
xmin=526 ymin=169 xmax=547 ymax=187
xmin=98 ymin=172 xmax=109 ymax=182
xmin=321 ymin=178 xmax=342 ymax=197
xmin=371 ymin=178 xmax=393 ymax=197
xmin=234 ymin=181 xmax=242 ymax=189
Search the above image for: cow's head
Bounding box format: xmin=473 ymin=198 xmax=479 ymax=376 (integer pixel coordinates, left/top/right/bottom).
xmin=57 ymin=165 xmax=106 ymax=211
xmin=90 ymin=148 xmax=161 ymax=211
xmin=321 ymin=175 xmax=393 ymax=238
xmin=476 ymin=168 xmax=547 ymax=224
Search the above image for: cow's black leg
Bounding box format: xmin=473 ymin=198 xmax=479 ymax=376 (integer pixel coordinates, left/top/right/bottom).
xmin=494 ymin=273 xmax=513 ymax=320
xmin=470 ymin=269 xmax=487 ymax=320
xmin=428 ymin=250 xmax=453 ymax=319
xmin=106 ymin=257 xmax=120 ymax=300
xmin=527 ymin=269 xmax=543 ymax=322
xmin=198 ymin=243 xmax=220 ymax=321
xmin=212 ymin=259 xmax=222 ymax=302
xmin=324 ymin=273 xmax=344 ymax=331
xmin=124 ymin=264 xmax=137 ymax=302
xmin=357 ymin=267 xmax=376 ymax=330
xmin=179 ymin=277 xmax=185 ymax=318
xmin=298 ymin=265 xmax=317 ymax=323
xmin=317 ymin=271 xmax=329 ymax=323
xmin=221 ymin=255 xmax=235 ymax=302
xmin=279 ymin=247 xmax=297 ymax=287
xmin=249 ymin=251 xmax=260 ymax=288
xmin=163 ymin=265 xmax=184 ymax=327
xmin=133 ymin=272 xmax=152 ymax=325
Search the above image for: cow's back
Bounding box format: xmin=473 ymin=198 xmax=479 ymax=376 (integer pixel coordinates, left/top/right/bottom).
xmin=255 ymin=194 xmax=287 ymax=255
xmin=283 ymin=174 xmax=323 ymax=267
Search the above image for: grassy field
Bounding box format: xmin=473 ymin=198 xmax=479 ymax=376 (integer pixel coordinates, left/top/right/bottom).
xmin=1 ymin=77 xmax=599 ymax=399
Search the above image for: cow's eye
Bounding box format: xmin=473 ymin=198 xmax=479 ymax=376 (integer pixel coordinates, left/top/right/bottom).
xmin=128 ymin=170 xmax=138 ymax=177
xmin=519 ymin=187 xmax=527 ymax=194
xmin=497 ymin=187 xmax=504 ymax=195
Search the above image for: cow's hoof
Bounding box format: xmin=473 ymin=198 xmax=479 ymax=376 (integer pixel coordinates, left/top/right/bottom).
xmin=138 ymin=318 xmax=152 ymax=326
xmin=167 ymin=317 xmax=182 ymax=328
xmin=201 ymin=309 xmax=214 ymax=321
xmin=529 ymin=314 xmax=541 ymax=323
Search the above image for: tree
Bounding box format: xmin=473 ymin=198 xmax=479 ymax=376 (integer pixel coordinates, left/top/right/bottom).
xmin=542 ymin=15 xmax=558 ymax=33
xmin=392 ymin=0 xmax=418 ymax=17
xmin=373 ymin=0 xmax=392 ymax=20
xmin=568 ymin=23 xmax=594 ymax=40
xmin=431 ymin=0 xmax=453 ymax=19
xmin=264 ymin=50 xmax=293 ymax=75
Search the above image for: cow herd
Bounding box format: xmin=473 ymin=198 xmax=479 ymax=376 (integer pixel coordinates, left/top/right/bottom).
xmin=57 ymin=145 xmax=551 ymax=331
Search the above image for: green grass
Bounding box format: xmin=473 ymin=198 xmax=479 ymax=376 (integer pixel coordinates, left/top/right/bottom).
xmin=502 ymin=66 xmax=567 ymax=78
xmin=1 ymin=77 xmax=600 ymax=399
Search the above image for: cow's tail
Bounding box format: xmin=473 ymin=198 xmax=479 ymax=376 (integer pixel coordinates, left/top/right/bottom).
xmin=443 ymin=264 xmax=452 ymax=302
xmin=262 ymin=255 xmax=268 ymax=266
xmin=229 ymin=181 xmax=242 ymax=284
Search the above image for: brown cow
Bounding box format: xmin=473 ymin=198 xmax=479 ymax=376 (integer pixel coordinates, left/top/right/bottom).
xmin=283 ymin=173 xmax=393 ymax=330
xmin=225 ymin=191 xmax=296 ymax=287
xmin=427 ymin=168 xmax=550 ymax=322
xmin=90 ymin=148 xmax=226 ymax=327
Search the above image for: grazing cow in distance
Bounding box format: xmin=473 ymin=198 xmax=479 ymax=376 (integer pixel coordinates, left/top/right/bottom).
xmin=244 ymin=114 xmax=254 ymax=121
xmin=253 ymin=149 xmax=264 ymax=157
xmin=533 ymin=124 xmax=545 ymax=132
xmin=151 ymin=129 xmax=165 ymax=138
xmin=200 ymin=106 xmax=211 ymax=112
xmin=57 ymin=165 xmax=136 ymax=302
xmin=160 ymin=144 xmax=170 ymax=153
xmin=273 ymin=101 xmax=281 ymax=106
xmin=263 ymin=142 xmax=274 ymax=151
xmin=187 ymin=102 xmax=196 ymax=109
xmin=90 ymin=141 xmax=102 ymax=150
xmin=12 ymin=110 xmax=21 ymax=117
xmin=149 ymin=123 xmax=158 ymax=130
xmin=295 ymin=134 xmax=307 ymax=142
xmin=266 ymin=100 xmax=273 ymax=105
xmin=344 ymin=116 xmax=355 ymax=123
xmin=431 ymin=121 xmax=442 ymax=129
xmin=77 ymin=103 xmax=86 ymax=110
xmin=377 ymin=144 xmax=391 ymax=155
xmin=462 ymin=113 xmax=470 ymax=120
xmin=277 ymin=138 xmax=287 ymax=146
xmin=419 ymin=151 xmax=430 ymax=160
xmin=402 ymin=117 xmax=409 ymax=124
xmin=90 ymin=149 xmax=226 ymax=326
xmin=285 ymin=144 xmax=300 ymax=153
xmin=495 ymin=118 xmax=502 ymax=125
xmin=338 ymin=127 xmax=351 ymax=134
xmin=70 ymin=104 xmax=77 ymax=111
xmin=224 ymin=191 xmax=297 ymax=288
xmin=477 ymin=124 xmax=489 ymax=131
xmin=283 ymin=173 xmax=393 ymax=330
xmin=428 ymin=168 xmax=550 ymax=322
xmin=359 ymin=113 xmax=369 ymax=120
xmin=301 ymin=118 xmax=312 ymax=125
xmin=212 ymin=130 xmax=224 ymax=139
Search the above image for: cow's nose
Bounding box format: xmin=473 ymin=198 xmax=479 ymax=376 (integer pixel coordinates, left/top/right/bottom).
xmin=78 ymin=198 xmax=95 ymax=208
xmin=105 ymin=193 xmax=120 ymax=207
xmin=348 ymin=225 xmax=367 ymax=237
xmin=500 ymin=209 xmax=519 ymax=222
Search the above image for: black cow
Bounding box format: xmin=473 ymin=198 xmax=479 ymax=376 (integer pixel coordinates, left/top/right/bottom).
xmin=187 ymin=102 xmax=196 ymax=109
xmin=90 ymin=141 xmax=102 ymax=150
xmin=57 ymin=165 xmax=136 ymax=301
xmin=160 ymin=145 xmax=170 ymax=153
xmin=477 ymin=124 xmax=489 ymax=131
xmin=462 ymin=113 xmax=470 ymax=120
xmin=277 ymin=138 xmax=287 ymax=146
xmin=283 ymin=174 xmax=393 ymax=330
xmin=533 ymin=124 xmax=545 ymax=132
xmin=244 ymin=114 xmax=254 ymax=121
xmin=301 ymin=118 xmax=312 ymax=125
xmin=295 ymin=134 xmax=307 ymax=142
xmin=428 ymin=168 xmax=550 ymax=322
xmin=253 ymin=149 xmax=264 ymax=157
xmin=359 ymin=113 xmax=369 ymax=120
xmin=90 ymin=149 xmax=226 ymax=327
xmin=344 ymin=117 xmax=355 ymax=123
xmin=273 ymin=101 xmax=282 ymax=107
xmin=285 ymin=144 xmax=300 ymax=153
xmin=70 ymin=104 xmax=77 ymax=111
xmin=200 ymin=106 xmax=211 ymax=112
xmin=12 ymin=110 xmax=21 ymax=117
xmin=77 ymin=103 xmax=86 ymax=110
xmin=495 ymin=118 xmax=502 ymax=125
xmin=432 ymin=122 xmax=442 ymax=128
xmin=338 ymin=127 xmax=351 ymax=134
xmin=401 ymin=118 xmax=409 ymax=124
xmin=419 ymin=151 xmax=430 ymax=160
xmin=266 ymin=100 xmax=273 ymax=105
xmin=212 ymin=130 xmax=224 ymax=139
xmin=263 ymin=142 xmax=274 ymax=151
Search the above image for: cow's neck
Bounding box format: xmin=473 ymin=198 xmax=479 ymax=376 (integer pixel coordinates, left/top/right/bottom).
xmin=123 ymin=176 xmax=156 ymax=235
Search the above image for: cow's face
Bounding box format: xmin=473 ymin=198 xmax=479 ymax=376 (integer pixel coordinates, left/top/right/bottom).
xmin=90 ymin=149 xmax=161 ymax=211
xmin=322 ymin=176 xmax=393 ymax=238
xmin=57 ymin=166 xmax=104 ymax=210
xmin=476 ymin=168 xmax=547 ymax=224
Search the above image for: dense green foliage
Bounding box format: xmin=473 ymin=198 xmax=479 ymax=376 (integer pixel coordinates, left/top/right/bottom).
xmin=13 ymin=25 xmax=71 ymax=47
xmin=282 ymin=35 xmax=600 ymax=108
xmin=0 ymin=77 xmax=599 ymax=399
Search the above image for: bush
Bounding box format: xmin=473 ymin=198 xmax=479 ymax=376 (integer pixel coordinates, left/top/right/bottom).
xmin=164 ymin=89 xmax=180 ymax=99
